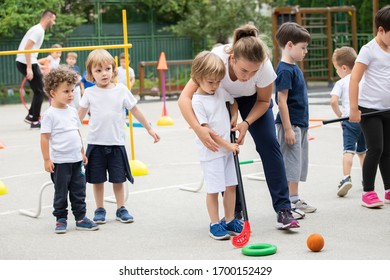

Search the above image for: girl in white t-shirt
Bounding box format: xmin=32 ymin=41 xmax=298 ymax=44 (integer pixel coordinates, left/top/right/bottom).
xmin=349 ymin=5 xmax=390 ymax=208
xmin=79 ymin=49 xmax=160 ymax=224
xmin=38 ymin=44 xmax=62 ymax=75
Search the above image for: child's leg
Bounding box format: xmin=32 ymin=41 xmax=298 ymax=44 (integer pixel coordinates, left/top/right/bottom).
xmin=342 ymin=153 xmax=354 ymax=176
xmin=223 ymin=186 xmax=236 ymax=223
xmin=359 ymin=114 xmax=383 ymax=191
xmin=69 ymin=162 xmax=87 ymax=221
xmin=93 ymin=183 xmax=105 ymax=208
xmin=113 ymin=183 xmax=125 ymax=209
xmin=206 ymin=193 xmax=219 ymax=224
xmin=51 ymin=164 xmax=69 ymax=221
xmin=358 ymin=153 xmax=366 ymax=168
xmin=288 ymin=182 xmax=299 ymax=199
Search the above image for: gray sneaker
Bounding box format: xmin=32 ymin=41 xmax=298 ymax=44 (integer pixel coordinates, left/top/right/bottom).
xmin=337 ymin=176 xmax=352 ymax=197
xmin=292 ymin=199 xmax=316 ymax=213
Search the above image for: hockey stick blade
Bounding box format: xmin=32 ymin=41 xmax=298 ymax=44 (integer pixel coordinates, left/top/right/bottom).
xmin=232 ymin=221 xmax=251 ymax=248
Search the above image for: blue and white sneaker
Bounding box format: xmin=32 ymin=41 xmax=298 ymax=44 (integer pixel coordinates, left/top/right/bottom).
xmin=209 ymin=223 xmax=230 ymax=240
xmin=221 ymin=218 xmax=243 ymax=235
xmin=116 ymin=206 xmax=134 ymax=223
xmin=93 ymin=207 xmax=106 ymax=224
xmin=55 ymin=218 xmax=67 ymax=234
xmin=76 ymin=217 xmax=99 ymax=231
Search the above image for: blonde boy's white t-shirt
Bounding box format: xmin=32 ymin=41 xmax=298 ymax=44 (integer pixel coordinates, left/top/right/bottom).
xmin=211 ymin=44 xmax=277 ymax=97
xmin=330 ymin=74 xmax=351 ymax=118
xmin=192 ymin=88 xmax=233 ymax=161
xmin=40 ymin=105 xmax=82 ymax=164
xmin=356 ymin=39 xmax=390 ymax=109
xmin=79 ymin=83 xmax=137 ymax=145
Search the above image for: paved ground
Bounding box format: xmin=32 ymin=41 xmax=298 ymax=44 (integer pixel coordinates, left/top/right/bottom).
xmin=0 ymin=90 xmax=389 ymax=278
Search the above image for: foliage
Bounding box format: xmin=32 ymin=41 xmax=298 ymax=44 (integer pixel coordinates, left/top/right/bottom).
xmin=163 ymin=0 xmax=272 ymax=52
xmin=282 ymin=0 xmax=389 ymax=33
xmin=0 ymin=0 xmax=88 ymax=43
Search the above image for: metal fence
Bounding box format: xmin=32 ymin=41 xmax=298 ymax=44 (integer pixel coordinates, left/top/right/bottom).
xmin=0 ymin=35 xmax=194 ymax=88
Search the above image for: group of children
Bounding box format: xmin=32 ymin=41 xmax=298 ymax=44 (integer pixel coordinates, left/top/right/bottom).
xmin=272 ymin=6 xmax=390 ymax=213
xmin=39 ymin=5 xmax=390 ymax=238
xmin=40 ymin=49 xmax=158 ymax=233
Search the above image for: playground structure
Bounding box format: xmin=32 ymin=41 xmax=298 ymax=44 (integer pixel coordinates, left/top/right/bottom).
xmin=272 ymin=5 xmax=357 ymax=84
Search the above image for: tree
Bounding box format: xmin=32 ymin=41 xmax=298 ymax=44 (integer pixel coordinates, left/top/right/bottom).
xmin=0 ymin=0 xmax=87 ymax=43
xmin=164 ymin=0 xmax=272 ymax=52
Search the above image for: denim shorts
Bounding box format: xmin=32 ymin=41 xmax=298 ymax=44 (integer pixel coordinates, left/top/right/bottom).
xmin=85 ymin=145 xmax=133 ymax=184
xmin=342 ymin=121 xmax=367 ymax=154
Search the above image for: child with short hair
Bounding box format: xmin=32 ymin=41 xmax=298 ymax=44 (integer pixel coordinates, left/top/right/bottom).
xmin=78 ymin=49 xmax=160 ymax=224
xmin=274 ymin=22 xmax=315 ymax=217
xmin=117 ymin=52 xmax=135 ymax=89
xmin=191 ymin=51 xmax=242 ymax=240
xmin=38 ymin=43 xmax=62 ymax=75
xmin=349 ymin=5 xmax=390 ymax=208
xmin=40 ymin=65 xmax=98 ymax=233
xmin=330 ymin=47 xmax=366 ymax=197
xmin=66 ymin=52 xmax=82 ymax=109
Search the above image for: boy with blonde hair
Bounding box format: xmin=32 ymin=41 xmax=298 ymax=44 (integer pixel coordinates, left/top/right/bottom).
xmin=330 ymin=47 xmax=366 ymax=197
xmin=191 ymin=51 xmax=242 ymax=240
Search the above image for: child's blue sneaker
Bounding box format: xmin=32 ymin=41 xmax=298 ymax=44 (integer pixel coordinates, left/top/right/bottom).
xmin=116 ymin=206 xmax=134 ymax=223
xmin=93 ymin=207 xmax=106 ymax=224
xmin=209 ymin=223 xmax=230 ymax=240
xmin=76 ymin=217 xmax=99 ymax=231
xmin=55 ymin=218 xmax=67 ymax=234
xmin=222 ymin=218 xmax=243 ymax=235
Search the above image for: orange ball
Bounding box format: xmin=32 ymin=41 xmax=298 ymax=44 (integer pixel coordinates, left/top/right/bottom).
xmin=306 ymin=233 xmax=324 ymax=252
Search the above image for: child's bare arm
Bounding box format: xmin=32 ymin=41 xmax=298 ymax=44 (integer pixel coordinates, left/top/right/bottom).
xmin=78 ymin=107 xmax=88 ymax=122
xmin=40 ymin=133 xmax=54 ymax=173
xmin=277 ymin=89 xmax=296 ymax=145
xmin=330 ymin=95 xmax=342 ymax=118
xmin=130 ymin=105 xmax=160 ymax=143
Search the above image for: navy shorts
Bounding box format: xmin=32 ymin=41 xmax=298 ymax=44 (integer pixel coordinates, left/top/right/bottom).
xmin=85 ymin=145 xmax=134 ymax=184
xmin=342 ymin=121 xmax=367 ymax=154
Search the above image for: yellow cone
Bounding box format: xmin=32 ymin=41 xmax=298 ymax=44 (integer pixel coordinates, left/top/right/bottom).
xmin=157 ymin=116 xmax=174 ymax=126
xmin=0 ymin=180 xmax=8 ymax=195
xmin=129 ymin=160 xmax=149 ymax=176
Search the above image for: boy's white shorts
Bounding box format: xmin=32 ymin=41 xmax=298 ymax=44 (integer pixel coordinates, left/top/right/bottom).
xmin=201 ymin=153 xmax=238 ymax=194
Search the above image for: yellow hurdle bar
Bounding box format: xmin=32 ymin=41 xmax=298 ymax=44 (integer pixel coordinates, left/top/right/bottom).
xmin=0 ymin=43 xmax=132 ymax=56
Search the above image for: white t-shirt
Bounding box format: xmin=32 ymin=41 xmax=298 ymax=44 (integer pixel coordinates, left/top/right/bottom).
xmin=211 ymin=44 xmax=277 ymax=98
xmin=117 ymin=66 xmax=135 ymax=87
xmin=40 ymin=106 xmax=82 ymax=164
xmin=356 ymin=39 xmax=390 ymax=109
xmin=192 ymin=88 xmax=234 ymax=161
xmin=330 ymin=74 xmax=351 ymax=118
xmin=79 ymin=83 xmax=137 ymax=145
xmin=16 ymin=24 xmax=45 ymax=64
xmin=48 ymin=55 xmax=60 ymax=69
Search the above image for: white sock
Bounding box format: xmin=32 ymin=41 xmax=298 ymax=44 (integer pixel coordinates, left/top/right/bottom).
xmin=290 ymin=195 xmax=299 ymax=204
